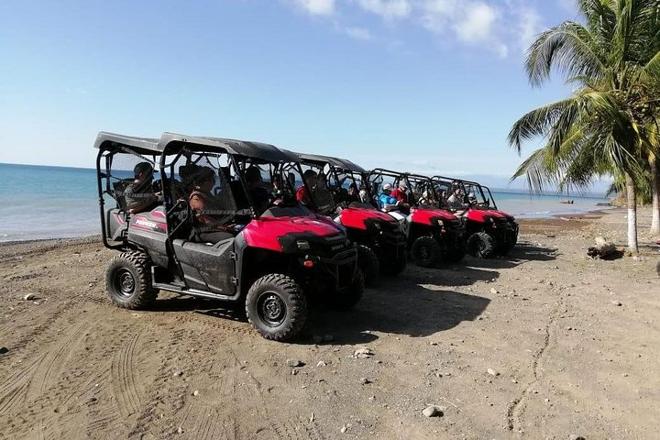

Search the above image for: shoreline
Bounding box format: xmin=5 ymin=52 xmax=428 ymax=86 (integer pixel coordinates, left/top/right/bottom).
xmin=0 ymin=207 xmax=618 ymax=247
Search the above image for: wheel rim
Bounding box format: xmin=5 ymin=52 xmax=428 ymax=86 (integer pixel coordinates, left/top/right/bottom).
xmin=257 ymin=292 xmax=287 ymax=327
xmin=115 ymin=269 xmax=136 ymax=297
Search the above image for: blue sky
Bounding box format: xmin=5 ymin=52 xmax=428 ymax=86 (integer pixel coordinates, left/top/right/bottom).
xmin=0 ymin=0 xmax=582 ymax=182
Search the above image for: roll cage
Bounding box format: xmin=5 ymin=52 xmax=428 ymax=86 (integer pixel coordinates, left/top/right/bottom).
xmin=95 ymin=132 xmax=313 ymax=250
xmin=367 ymin=168 xmax=440 ymax=208
xmin=432 ymin=176 xmax=497 ymax=210
xmin=296 ymin=153 xmax=373 ymax=209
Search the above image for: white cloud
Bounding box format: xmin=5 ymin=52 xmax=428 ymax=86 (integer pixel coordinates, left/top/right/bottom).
xmin=343 ymin=26 xmax=374 ymax=40
xmin=420 ymin=0 xmax=508 ymax=57
xmin=355 ymin=0 xmax=412 ymax=20
xmin=454 ymin=2 xmax=497 ymax=43
xmin=284 ymin=0 xmax=545 ymax=59
xmin=291 ymin=0 xmax=335 ymax=16
xmin=517 ymin=7 xmax=542 ymax=52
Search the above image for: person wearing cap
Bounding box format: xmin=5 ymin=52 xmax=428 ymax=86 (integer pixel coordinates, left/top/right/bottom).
xmin=123 ymin=162 xmax=159 ymax=214
xmin=390 ymin=181 xmax=409 ymax=204
xmin=378 ymin=183 xmax=398 ymax=210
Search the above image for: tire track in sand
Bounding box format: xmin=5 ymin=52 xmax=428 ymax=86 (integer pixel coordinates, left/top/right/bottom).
xmin=506 ymin=293 xmax=565 ymax=432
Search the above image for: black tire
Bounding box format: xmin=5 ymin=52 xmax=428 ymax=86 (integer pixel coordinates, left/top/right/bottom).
xmin=357 ymin=244 xmax=380 ymax=286
xmin=501 ymin=229 xmax=518 ymax=255
xmin=444 ymin=242 xmax=466 ymax=263
xmin=245 ymin=274 xmax=307 ymax=341
xmin=328 ymin=270 xmax=364 ymax=310
xmin=411 ymin=236 xmax=442 ymax=268
xmin=106 ymin=251 xmax=158 ymax=309
xmin=381 ymin=251 xmax=407 ymax=276
xmin=467 ymin=232 xmax=496 ymax=258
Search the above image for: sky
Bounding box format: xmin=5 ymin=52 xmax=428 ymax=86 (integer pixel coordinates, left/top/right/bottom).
xmin=0 ymin=0 xmax=586 ymax=186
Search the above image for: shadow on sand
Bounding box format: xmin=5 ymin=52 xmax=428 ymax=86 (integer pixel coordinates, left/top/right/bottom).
xmin=460 ymin=240 xmax=559 ymax=270
xmin=146 ymin=268 xmax=492 ymax=345
xmin=142 ymin=242 xmax=556 ymax=344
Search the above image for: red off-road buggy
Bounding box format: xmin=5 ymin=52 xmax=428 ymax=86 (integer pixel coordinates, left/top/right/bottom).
xmin=367 ymin=169 xmax=466 ymax=267
xmin=95 ymin=132 xmax=363 ymax=341
xmin=432 ymin=176 xmax=518 ymax=258
xmin=292 ymin=153 xmax=407 ymax=284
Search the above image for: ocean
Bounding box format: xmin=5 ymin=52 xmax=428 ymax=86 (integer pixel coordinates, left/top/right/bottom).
xmin=0 ymin=163 xmax=611 ymax=243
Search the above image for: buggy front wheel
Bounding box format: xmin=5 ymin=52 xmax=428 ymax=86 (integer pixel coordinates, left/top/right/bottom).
xmin=245 ymin=274 xmax=307 ymax=341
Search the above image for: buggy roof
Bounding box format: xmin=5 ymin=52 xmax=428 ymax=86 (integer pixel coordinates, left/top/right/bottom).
xmin=94 ymin=131 xmax=297 ymax=162
xmin=296 ymin=152 xmax=366 ymax=173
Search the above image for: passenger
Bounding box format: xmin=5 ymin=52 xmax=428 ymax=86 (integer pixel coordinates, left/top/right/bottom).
xmin=418 ymin=190 xmax=435 ymax=207
xmin=296 ymin=170 xmax=317 ymax=206
xmin=347 ymin=183 xmax=360 ymax=202
xmin=188 ymin=167 xmax=233 ymax=242
xmin=124 ymin=162 xmax=160 ymax=214
xmin=378 ymin=183 xmax=398 ymax=211
xmin=245 ymin=166 xmax=271 ymax=215
xmin=391 ymin=181 xmax=409 ymax=204
xmin=359 ymin=188 xmax=370 ymax=204
xmin=447 ymin=187 xmax=465 ymax=210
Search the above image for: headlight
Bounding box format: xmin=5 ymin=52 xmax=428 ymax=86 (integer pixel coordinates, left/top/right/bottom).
xmin=296 ymin=240 xmax=311 ymax=250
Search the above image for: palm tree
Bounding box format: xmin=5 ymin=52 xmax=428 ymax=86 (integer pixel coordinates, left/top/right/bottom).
xmin=508 ymin=0 xmax=659 ymax=252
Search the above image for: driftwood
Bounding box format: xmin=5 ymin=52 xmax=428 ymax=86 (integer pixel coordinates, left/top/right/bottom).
xmin=587 ymin=236 xmax=622 ymax=260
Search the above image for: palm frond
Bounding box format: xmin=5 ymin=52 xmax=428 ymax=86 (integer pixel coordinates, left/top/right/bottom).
xmin=525 ymin=21 xmax=607 ymax=86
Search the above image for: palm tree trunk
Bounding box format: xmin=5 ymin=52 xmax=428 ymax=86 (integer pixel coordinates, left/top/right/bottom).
xmin=651 ymin=155 xmax=660 ymax=235
xmin=625 ymin=173 xmax=639 ymax=253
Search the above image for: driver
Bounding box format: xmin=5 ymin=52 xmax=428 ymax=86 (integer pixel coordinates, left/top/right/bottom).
xmin=124 ymin=162 xmax=160 ymax=214
xmin=296 ymin=170 xmax=317 ymax=206
xmin=188 ymin=167 xmax=233 ymax=242
xmin=245 ymin=166 xmax=271 ymax=215
xmin=391 ymin=181 xmax=409 ymax=204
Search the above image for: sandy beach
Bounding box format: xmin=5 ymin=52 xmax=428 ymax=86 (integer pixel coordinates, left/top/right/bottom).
xmin=1 ymin=208 xmax=659 ymax=439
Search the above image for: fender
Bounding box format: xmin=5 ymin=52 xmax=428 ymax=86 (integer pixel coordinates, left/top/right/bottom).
xmin=239 ymin=216 xmax=342 ymax=252
xmin=465 ymin=208 xmax=507 ymax=223
xmin=410 ymin=207 xmax=457 ymax=226
xmin=339 ymin=207 xmax=398 ymax=230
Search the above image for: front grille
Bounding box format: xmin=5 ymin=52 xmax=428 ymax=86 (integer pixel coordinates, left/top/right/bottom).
xmin=317 ymin=247 xmax=358 ymax=289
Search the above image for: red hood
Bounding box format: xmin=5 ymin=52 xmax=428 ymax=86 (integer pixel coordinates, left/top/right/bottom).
xmin=339 ymin=206 xmax=398 ymax=230
xmin=410 ymin=207 xmax=457 ymax=225
xmin=465 ymin=208 xmax=511 ymax=223
xmin=241 ymin=216 xmax=343 ymax=252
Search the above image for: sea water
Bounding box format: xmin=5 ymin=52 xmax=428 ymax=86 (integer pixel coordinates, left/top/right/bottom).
xmin=0 ymin=163 xmax=611 ymax=242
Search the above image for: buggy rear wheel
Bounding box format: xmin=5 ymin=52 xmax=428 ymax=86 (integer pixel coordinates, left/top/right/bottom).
xmin=411 ymin=236 xmax=441 ymax=268
xmin=245 ymin=274 xmax=307 ymax=341
xmin=106 ymin=251 xmax=158 ymax=309
xmin=467 ymin=232 xmax=496 ymax=258
xmin=357 ymin=244 xmax=380 ymax=286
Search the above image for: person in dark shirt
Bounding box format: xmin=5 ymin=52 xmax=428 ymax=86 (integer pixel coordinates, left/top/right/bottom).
xmin=296 ymin=170 xmax=317 ymax=206
xmin=123 ymin=162 xmax=159 ymax=214
xmin=245 ymin=166 xmax=271 ymax=215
